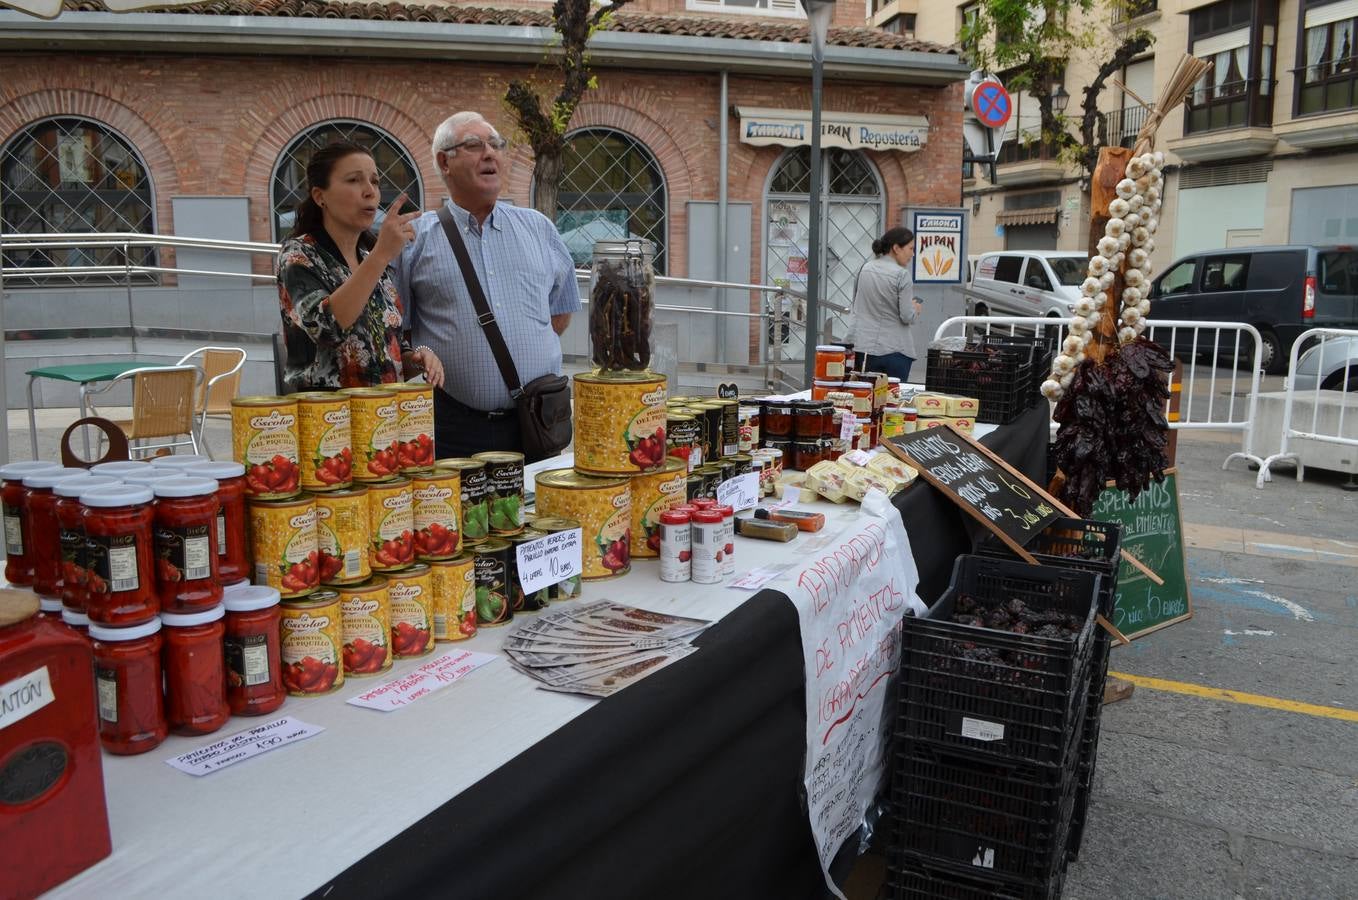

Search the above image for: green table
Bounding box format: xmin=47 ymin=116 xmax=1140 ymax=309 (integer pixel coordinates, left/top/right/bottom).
xmin=26 ymin=361 xmax=150 ymax=459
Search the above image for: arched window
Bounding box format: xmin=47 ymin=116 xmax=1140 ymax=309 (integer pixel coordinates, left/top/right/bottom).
xmin=553 ymin=128 xmax=668 ymax=273
xmin=0 ymin=117 xmax=156 ymax=285
xmin=271 ymin=121 xmax=422 ymax=240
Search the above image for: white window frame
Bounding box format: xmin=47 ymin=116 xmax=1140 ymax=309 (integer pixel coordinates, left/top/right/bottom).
xmin=687 ymin=0 xmax=806 ymax=20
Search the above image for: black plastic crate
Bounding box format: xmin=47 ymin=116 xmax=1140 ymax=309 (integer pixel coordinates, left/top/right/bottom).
xmin=899 ymin=556 xmax=1100 ymax=765
xmin=976 ymin=517 xmax=1123 ymax=622
xmin=888 ymin=739 xmax=1080 ymax=884
xmin=979 ymin=332 xmax=1058 ymax=403
xmin=925 ymin=344 xmax=1033 ymax=425
xmin=887 ymin=852 xmax=1065 ymax=900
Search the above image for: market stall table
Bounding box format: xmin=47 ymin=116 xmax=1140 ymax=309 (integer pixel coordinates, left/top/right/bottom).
xmin=45 ymin=403 xmax=1049 ymax=900
xmin=24 ymin=361 xmax=153 ymax=458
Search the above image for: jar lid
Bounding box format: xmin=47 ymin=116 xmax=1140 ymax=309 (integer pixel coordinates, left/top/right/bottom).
xmin=0 ymin=460 xmax=63 ymax=481
xmin=223 ymin=585 xmax=281 ymax=612
xmin=22 ymin=467 xmax=93 ymax=489
xmin=712 ymin=504 xmax=734 ymax=517
xmin=659 ymin=510 xmax=691 ymax=525
xmin=123 ymin=469 xmax=185 ymax=486
xmin=844 ymin=381 xmax=874 ymax=389
xmin=160 ymin=604 xmax=226 ymax=627
xmin=149 ymin=454 xmax=212 ymax=469
xmin=55 ymin=475 xmax=121 ymax=498
xmin=0 ymin=589 xmax=40 ymax=627
xmin=183 ymin=461 xmax=247 ymax=480
xmin=89 ymin=618 xmax=162 ymax=641
xmin=39 ymin=596 xmax=63 ymax=613
xmin=61 ymin=607 xmax=89 ymax=628
xmin=691 ymin=509 xmax=723 ymax=523
xmin=152 ymin=476 xmax=219 ymax=499
xmin=90 ymin=461 xmax=154 ymax=477
xmin=816 ymin=344 xmax=847 ymax=352
xmin=80 ymin=483 xmax=155 ymax=507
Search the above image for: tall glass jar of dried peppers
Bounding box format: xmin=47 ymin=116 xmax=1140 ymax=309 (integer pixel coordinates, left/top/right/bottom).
xmin=588 ymin=239 xmax=655 ymax=372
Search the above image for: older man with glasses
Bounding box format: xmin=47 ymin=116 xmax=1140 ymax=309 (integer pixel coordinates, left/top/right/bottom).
xmin=394 ymin=110 xmax=579 ymax=457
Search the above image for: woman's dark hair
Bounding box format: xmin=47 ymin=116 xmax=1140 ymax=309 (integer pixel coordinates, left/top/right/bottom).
xmin=290 ymin=141 xmax=376 ymax=251
xmin=871 ymin=226 xmax=914 ymax=257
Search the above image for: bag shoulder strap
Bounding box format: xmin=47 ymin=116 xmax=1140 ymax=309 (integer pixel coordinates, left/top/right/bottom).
xmin=437 ymin=205 xmax=523 ymax=397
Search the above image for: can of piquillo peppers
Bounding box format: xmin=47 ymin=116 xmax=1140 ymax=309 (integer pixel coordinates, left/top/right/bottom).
xmin=472 ymin=451 xmax=525 ymax=537
xmin=294 ymin=392 xmax=353 ymax=492
xmin=392 ymin=382 xmax=435 ymax=474
xmin=534 ymin=469 xmax=631 ymax=581
xmin=366 ymin=477 xmax=414 ymax=573
xmin=313 ymin=487 xmax=370 ymax=586
xmin=412 ymin=469 xmax=461 ymax=561
xmin=386 ymin=563 xmax=436 ymax=658
xmin=231 ymin=396 xmax=301 ymax=499
xmin=666 ymin=412 xmax=702 ymax=473
xmin=436 ymin=457 xmax=489 ymax=547
xmin=506 ymin=528 xmax=550 ymax=613
xmin=247 ymin=495 xmax=318 ymax=599
xmin=629 ymin=458 xmax=686 ymax=559
xmin=340 ymin=387 xmax=400 ymax=482
xmin=472 ymin=538 xmax=513 ymax=627
xmin=429 ymin=552 xmax=476 ymax=641
xmin=337 ymin=576 xmax=392 ymax=676
xmin=280 ymin=589 xmax=343 ymax=696
xmin=572 ymin=371 xmax=668 ymax=476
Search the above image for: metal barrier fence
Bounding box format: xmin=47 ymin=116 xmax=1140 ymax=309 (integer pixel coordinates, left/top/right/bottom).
xmin=932 ymin=316 xmax=1267 ymax=472
xmin=1256 ymin=327 xmax=1358 ymax=489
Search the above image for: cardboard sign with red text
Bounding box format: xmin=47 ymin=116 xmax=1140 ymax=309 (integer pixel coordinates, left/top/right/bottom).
xmin=774 ymin=512 xmax=924 ymax=899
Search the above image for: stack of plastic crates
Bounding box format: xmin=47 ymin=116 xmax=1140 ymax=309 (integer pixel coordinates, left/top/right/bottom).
xmin=973 ymin=517 xmax=1124 ymax=863
xmin=924 ymin=342 xmax=1034 ymax=425
xmin=977 ymin=333 xmax=1058 ymax=406
xmin=887 ymin=555 xmax=1102 ymax=899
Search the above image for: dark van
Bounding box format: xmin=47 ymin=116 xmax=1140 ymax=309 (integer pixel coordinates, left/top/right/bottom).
xmin=1148 ymin=245 xmax=1358 ymax=373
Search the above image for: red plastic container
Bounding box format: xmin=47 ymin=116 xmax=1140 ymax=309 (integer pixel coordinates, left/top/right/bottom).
xmin=152 ymin=477 xmax=223 ymax=613
xmin=0 ymin=461 xmax=64 ymax=587
xmin=24 ymin=468 xmax=95 ymax=599
xmin=0 ymin=589 xmax=113 ymax=897
xmin=88 ymin=617 xmax=167 ymax=755
xmin=55 ymin=476 xmax=122 ymax=614
xmin=82 ymin=484 xmax=159 ymax=627
xmin=160 ymin=604 xmax=230 ymax=736
xmin=223 ymin=585 xmax=286 ymax=717
xmin=184 ymin=461 xmax=250 ymax=585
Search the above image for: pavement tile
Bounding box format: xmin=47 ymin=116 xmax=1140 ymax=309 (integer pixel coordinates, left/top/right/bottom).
xmin=1241 ymin=838 xmax=1358 ymax=899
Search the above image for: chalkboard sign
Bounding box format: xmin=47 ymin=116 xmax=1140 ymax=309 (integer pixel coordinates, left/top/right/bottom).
xmin=1089 ymin=469 xmax=1193 ymax=640
xmin=886 ymin=425 xmax=1062 ymax=563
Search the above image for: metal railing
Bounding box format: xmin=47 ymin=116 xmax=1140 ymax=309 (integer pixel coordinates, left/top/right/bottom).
xmin=1 ymin=230 xmax=809 ymax=390
xmin=1256 ymin=327 xmax=1358 ymax=489
xmin=932 ymin=316 xmax=1267 ymax=471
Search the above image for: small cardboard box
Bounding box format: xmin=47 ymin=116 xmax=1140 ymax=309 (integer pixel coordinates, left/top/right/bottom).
xmin=942 ymin=416 xmax=975 ymax=434
xmin=946 ymin=395 xmax=979 ymax=417
xmin=913 ymin=393 xmax=949 ymax=415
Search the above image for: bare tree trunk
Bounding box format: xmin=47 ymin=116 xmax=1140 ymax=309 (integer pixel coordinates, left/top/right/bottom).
xmin=532 ymin=150 xmax=564 ymax=220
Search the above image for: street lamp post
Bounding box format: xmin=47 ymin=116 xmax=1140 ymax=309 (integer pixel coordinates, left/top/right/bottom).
xmin=800 ymin=0 xmax=835 ymax=389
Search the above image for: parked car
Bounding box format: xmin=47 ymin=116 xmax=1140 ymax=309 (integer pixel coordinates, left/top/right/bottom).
xmin=964 ymin=251 xmax=1089 ymax=318
xmin=1291 ymin=334 xmax=1358 ymax=392
xmin=1147 ymin=245 xmax=1358 ymax=374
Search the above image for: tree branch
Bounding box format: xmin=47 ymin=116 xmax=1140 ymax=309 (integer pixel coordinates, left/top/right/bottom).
xmin=1077 ymin=30 xmax=1153 ymax=174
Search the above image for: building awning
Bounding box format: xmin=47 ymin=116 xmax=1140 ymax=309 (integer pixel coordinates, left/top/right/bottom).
xmin=735 ymin=107 xmax=929 ymax=152
xmin=996 ymin=206 xmax=1060 ymax=227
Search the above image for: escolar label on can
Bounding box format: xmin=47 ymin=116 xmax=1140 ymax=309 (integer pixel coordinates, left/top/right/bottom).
xmin=429 ymin=553 xmax=476 ymax=641
xmin=393 ymin=383 xmax=435 ymax=474
xmin=337 ymin=577 xmax=391 ymax=676
xmin=437 ymin=458 xmax=488 ymax=545
xmin=280 ymin=591 xmax=343 ymax=695
xmin=341 ymin=388 xmax=400 ymax=483
xmin=473 ymin=538 xmax=512 ymax=626
xmin=572 ymin=372 xmax=668 ymax=476
xmin=472 ymin=451 xmax=524 ymax=536
xmin=313 ymin=487 xmax=370 ymax=585
xmin=295 ymin=392 xmax=353 ymax=492
xmin=387 ymin=564 xmax=435 ymax=658
xmin=629 ymin=458 xmax=687 ymax=559
xmin=534 ymin=469 xmax=631 ymax=580
xmin=232 ymin=397 xmax=301 ymax=499
xmin=248 ymin=496 xmax=318 ymax=598
xmin=412 ymin=469 xmax=461 ymax=560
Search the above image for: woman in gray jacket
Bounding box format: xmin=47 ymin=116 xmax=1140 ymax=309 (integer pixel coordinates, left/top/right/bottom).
xmin=849 ymin=226 xmax=923 ymax=382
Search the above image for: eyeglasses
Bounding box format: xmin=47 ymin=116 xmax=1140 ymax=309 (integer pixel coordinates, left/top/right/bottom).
xmin=439 ymin=136 xmax=509 ymax=156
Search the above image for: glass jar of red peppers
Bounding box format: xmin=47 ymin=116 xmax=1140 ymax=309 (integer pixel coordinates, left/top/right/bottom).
xmin=81 ymin=484 xmax=159 ymax=627
xmin=222 ymin=585 xmax=285 ymax=716
xmin=762 ymin=402 xmax=793 ymax=440
xmin=88 ymin=617 xmax=167 ymax=755
xmin=184 ymin=461 xmax=250 ymax=585
xmin=152 ymin=477 xmax=222 ymax=613
xmin=0 ymin=460 xmax=63 ymax=587
xmin=55 ymin=475 xmax=120 ymax=614
xmin=24 ymin=468 xmax=94 ymax=600
xmin=160 ymin=604 xmax=229 ymax=736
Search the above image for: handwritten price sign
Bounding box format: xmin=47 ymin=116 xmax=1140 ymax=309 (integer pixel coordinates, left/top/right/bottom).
xmin=515 ymin=528 xmax=583 ymax=595
xmin=716 ymin=472 xmax=760 ymax=512
xmin=165 ymin=716 xmax=324 ymax=776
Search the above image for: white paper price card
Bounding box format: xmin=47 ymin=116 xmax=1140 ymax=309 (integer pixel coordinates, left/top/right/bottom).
xmin=839 ymin=413 xmax=857 ymax=442
xmin=515 ymin=527 xmax=583 ymax=596
xmin=165 ymin=716 xmax=324 ymax=776
xmin=347 ymin=649 xmax=497 ymax=713
xmin=716 ymin=472 xmax=760 ymax=512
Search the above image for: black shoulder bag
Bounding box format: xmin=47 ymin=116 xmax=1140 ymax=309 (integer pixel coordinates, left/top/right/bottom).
xmin=436 ymin=206 xmax=572 ymax=462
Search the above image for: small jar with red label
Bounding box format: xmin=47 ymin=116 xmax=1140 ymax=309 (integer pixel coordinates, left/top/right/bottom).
xmin=184 ymin=461 xmax=250 ymax=585
xmin=25 ymin=468 xmax=95 ymax=600
xmin=122 ymin=469 xmax=184 ymax=489
xmin=82 ymin=484 xmax=159 ymax=627
xmin=223 ymin=585 xmax=285 ymax=717
xmin=690 ymin=509 xmax=724 ymax=585
xmin=152 ymin=477 xmax=223 ymax=613
xmin=713 ymin=504 xmax=735 ymax=577
xmin=160 ymin=604 xmax=229 ymax=736
xmin=0 ymin=460 xmax=64 ymax=587
xmin=89 ymin=617 xmax=168 ymax=755
xmin=55 ymin=475 xmax=120 ymax=614
xmin=659 ymin=509 xmax=691 ymax=583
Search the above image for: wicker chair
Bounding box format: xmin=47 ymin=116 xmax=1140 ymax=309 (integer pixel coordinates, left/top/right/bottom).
xmin=86 ymin=365 xmax=203 ymax=458
xmin=176 ymin=346 xmax=247 ymax=458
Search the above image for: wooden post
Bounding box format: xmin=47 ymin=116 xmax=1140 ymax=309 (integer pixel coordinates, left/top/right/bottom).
xmin=1085 ymin=146 xmax=1131 ymax=365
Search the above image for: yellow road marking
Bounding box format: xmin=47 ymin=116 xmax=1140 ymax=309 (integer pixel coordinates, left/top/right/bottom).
xmin=1110 ymin=671 xmax=1358 ymax=723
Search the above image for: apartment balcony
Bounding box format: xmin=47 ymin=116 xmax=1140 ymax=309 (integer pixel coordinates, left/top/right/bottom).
xmin=1279 ymin=66 xmax=1358 ymax=149
xmin=1170 ymin=80 xmax=1277 ymax=162
xmin=1102 ymin=106 xmax=1149 ymax=149
xmin=1276 ymin=109 xmax=1358 ymax=150
xmin=994 ymin=140 xmax=1067 ymax=185
xmin=868 ymin=0 xmax=916 ymax=29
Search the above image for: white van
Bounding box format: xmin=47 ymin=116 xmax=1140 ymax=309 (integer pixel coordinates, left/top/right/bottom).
xmin=965 ymin=251 xmax=1090 ymax=318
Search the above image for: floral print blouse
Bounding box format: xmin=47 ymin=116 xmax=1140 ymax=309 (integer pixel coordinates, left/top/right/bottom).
xmin=276 ymin=230 xmax=406 ymax=390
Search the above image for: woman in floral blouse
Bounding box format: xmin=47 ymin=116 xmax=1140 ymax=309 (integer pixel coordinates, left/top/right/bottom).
xmin=276 ymin=141 xmax=444 ymax=391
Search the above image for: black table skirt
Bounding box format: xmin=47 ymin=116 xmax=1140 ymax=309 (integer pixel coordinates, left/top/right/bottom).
xmin=311 ymin=404 xmax=1051 ymax=900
